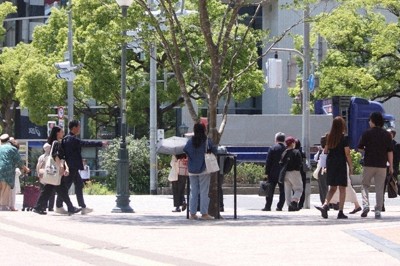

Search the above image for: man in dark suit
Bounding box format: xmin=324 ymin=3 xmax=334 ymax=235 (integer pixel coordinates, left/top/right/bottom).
xmin=262 ymin=132 xmax=286 ymax=211
xmin=55 ymin=120 xmax=106 ymax=215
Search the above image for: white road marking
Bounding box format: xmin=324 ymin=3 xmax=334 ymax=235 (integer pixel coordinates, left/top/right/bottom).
xmin=0 ymin=222 xmax=174 ymax=266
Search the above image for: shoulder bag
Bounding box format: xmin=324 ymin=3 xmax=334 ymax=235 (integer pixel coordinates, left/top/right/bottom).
xmin=41 ymin=141 xmax=62 ymax=186
xmin=278 ymin=150 xmax=289 ymax=184
xmin=387 ymin=174 xmax=398 ymax=198
xmin=205 ymin=139 xmax=220 ymax=173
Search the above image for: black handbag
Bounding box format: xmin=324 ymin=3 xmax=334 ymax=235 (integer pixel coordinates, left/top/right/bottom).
xmin=278 ymin=163 xmax=287 ymax=184
xmin=258 ymin=180 xmax=267 ymax=196
xmin=387 ymin=175 xmax=398 ymax=198
xmin=278 ymin=150 xmax=289 ymax=184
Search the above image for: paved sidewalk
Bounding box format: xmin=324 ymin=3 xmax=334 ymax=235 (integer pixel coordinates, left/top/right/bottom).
xmin=1 ymin=193 xmax=400 ymax=265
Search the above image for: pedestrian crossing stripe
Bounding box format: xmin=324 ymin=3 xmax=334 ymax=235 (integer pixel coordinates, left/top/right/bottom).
xmin=0 ymin=222 xmax=174 ymax=266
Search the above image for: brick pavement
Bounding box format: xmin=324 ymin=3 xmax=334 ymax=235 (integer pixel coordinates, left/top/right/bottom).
xmin=0 ymin=194 xmax=399 ymax=265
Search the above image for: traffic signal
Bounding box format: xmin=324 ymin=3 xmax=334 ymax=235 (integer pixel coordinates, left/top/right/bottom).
xmin=266 ymin=58 xmax=282 ymax=89
xmin=54 ymin=61 xmax=82 ymax=82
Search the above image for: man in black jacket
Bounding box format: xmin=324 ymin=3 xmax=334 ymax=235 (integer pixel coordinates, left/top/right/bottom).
xmin=262 ymin=132 xmax=286 ymax=211
xmin=55 ymin=120 xmax=105 ymax=215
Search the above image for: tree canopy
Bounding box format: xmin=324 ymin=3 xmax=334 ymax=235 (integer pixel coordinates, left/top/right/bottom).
xmin=313 ymin=0 xmax=400 ymax=101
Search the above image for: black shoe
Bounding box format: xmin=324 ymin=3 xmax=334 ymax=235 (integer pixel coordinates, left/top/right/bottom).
xmin=289 ymin=201 xmax=298 ymax=212
xmin=181 ymin=202 xmax=187 ymax=212
xmin=349 ymin=207 xmax=362 ymax=214
xmin=382 ymin=205 xmax=385 ymax=212
xmin=219 ymin=207 xmax=224 ymax=212
xmin=315 ymin=205 xmax=329 ymax=219
xmin=337 ymin=211 xmax=348 ymax=219
xmin=172 ymin=207 xmax=181 ymax=212
xmin=261 ymin=207 xmax=271 ymax=211
xmin=48 ymin=208 xmax=54 ymax=212
xmin=361 ymin=207 xmax=370 ymax=218
xmin=276 ymin=207 xmax=282 ymax=211
xmin=33 ymin=208 xmax=47 ymax=215
xmin=68 ymin=207 xmax=82 ymax=215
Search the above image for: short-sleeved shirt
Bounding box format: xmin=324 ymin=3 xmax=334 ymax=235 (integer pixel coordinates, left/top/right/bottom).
xmin=0 ymin=144 xmax=24 ymax=188
xmin=358 ymin=127 xmax=393 ymax=168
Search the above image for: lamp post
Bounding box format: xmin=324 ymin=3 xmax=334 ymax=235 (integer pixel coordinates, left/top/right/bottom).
xmin=112 ymin=0 xmax=134 ymax=213
xmin=178 ymin=123 xmax=189 ymax=137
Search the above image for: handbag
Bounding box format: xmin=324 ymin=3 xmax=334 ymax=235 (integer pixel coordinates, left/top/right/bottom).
xmin=278 ymin=150 xmax=289 ymax=184
xmin=41 ymin=141 xmax=62 ymax=186
xmin=302 ymin=158 xmax=310 ymax=172
xmin=178 ymin=158 xmax=189 ymax=176
xmin=387 ymin=175 xmax=398 ymax=198
xmin=258 ymin=180 xmax=267 ymax=196
xmin=278 ymin=163 xmax=288 ymax=184
xmin=205 ymin=139 xmax=220 ymax=173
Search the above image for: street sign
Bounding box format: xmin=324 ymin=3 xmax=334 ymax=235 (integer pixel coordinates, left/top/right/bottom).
xmin=57 ymin=106 xmax=64 ymax=119
xmin=308 ymin=74 xmax=315 ymax=92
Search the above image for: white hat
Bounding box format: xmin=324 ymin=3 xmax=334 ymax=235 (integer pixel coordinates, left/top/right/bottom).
xmin=43 ymin=143 xmax=51 ymax=153
xmin=0 ymin=134 xmax=10 ymax=143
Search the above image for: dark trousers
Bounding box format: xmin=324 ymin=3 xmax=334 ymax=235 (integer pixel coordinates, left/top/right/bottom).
xmin=56 ymin=169 xmax=86 ymax=208
xmin=35 ymin=178 xmax=75 ymax=212
xmin=172 ymin=175 xmax=186 ymax=207
xmin=298 ymin=170 xmax=306 ymax=208
xmin=265 ymin=180 xmax=285 ymax=210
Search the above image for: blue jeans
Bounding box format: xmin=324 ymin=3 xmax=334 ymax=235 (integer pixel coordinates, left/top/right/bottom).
xmin=189 ymin=173 xmax=211 ymax=215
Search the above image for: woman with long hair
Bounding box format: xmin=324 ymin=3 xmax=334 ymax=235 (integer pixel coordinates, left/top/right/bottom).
xmin=34 ymin=126 xmax=81 ymax=215
xmin=183 ymin=122 xmax=218 ymax=220
xmin=315 ymin=116 xmax=353 ymax=219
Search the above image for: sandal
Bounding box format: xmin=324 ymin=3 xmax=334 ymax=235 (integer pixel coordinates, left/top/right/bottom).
xmin=349 ymin=207 xmax=362 ymax=214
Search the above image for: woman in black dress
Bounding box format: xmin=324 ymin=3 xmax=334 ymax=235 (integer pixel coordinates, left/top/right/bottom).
xmin=315 ymin=116 xmax=353 ymax=219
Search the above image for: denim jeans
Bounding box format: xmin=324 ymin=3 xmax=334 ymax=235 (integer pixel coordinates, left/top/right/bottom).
xmin=189 ymin=172 xmax=211 ymax=215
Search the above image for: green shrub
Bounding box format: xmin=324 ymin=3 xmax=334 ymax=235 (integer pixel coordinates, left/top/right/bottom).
xmin=99 ymin=136 xmax=152 ymax=194
xmin=350 ymin=149 xmax=362 ymax=175
xmin=224 ymin=163 xmax=265 ymax=184
xmin=83 ymin=181 xmax=113 ymax=195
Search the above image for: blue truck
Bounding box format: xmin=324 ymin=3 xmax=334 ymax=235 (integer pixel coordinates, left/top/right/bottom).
xmin=315 ymin=96 xmax=395 ymax=149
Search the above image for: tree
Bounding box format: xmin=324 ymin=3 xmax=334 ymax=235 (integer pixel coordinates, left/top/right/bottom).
xmin=134 ymin=0 xmax=300 ymax=216
xmin=0 ymin=2 xmax=17 ymax=134
xmin=313 ymin=0 xmax=400 ymax=101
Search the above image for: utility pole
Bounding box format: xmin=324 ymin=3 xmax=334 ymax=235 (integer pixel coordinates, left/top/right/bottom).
xmin=67 ymin=0 xmax=74 ymax=122
xmin=148 ymin=0 xmax=158 ymax=195
xmin=302 ymin=6 xmax=311 ymax=209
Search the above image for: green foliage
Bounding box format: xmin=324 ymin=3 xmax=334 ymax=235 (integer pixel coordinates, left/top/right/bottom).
xmin=350 ymin=149 xmax=363 ymax=175
xmin=99 ymin=135 xmax=152 ymax=194
xmin=224 ymin=163 xmax=265 ymax=185
xmin=83 ymin=181 xmax=113 ymax=195
xmin=313 ymin=0 xmax=400 ymax=100
xmin=0 ymin=2 xmax=16 ymax=41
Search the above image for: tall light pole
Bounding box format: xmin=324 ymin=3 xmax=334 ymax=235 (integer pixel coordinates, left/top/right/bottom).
xmin=67 ymin=0 xmax=74 ymax=122
xmin=148 ymin=0 xmax=158 ymax=195
xmin=112 ymin=0 xmax=134 ymax=213
xmin=302 ymin=6 xmax=311 ymax=209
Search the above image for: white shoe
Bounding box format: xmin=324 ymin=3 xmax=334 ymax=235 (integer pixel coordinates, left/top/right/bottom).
xmin=55 ymin=207 xmax=68 ymax=215
xmin=81 ymin=207 xmax=93 ymax=215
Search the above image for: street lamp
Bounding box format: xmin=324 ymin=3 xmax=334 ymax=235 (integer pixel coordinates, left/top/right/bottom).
xmin=178 ymin=123 xmax=189 ymax=137
xmin=112 ymin=0 xmax=134 ymax=213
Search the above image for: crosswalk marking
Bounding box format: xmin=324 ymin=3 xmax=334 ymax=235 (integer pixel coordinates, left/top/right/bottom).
xmin=0 ymin=222 xmax=174 ymax=266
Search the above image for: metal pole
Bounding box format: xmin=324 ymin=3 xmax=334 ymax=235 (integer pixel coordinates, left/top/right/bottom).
xmin=149 ymin=0 xmax=158 ymax=195
xmin=67 ymin=0 xmax=74 ymax=122
xmin=302 ymin=6 xmax=311 ymax=209
xmin=112 ymin=4 xmax=133 ymax=213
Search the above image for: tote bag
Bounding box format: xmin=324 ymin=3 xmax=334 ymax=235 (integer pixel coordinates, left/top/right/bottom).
xmin=205 ymin=139 xmax=220 ymax=173
xmin=41 ymin=141 xmax=62 ymax=186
